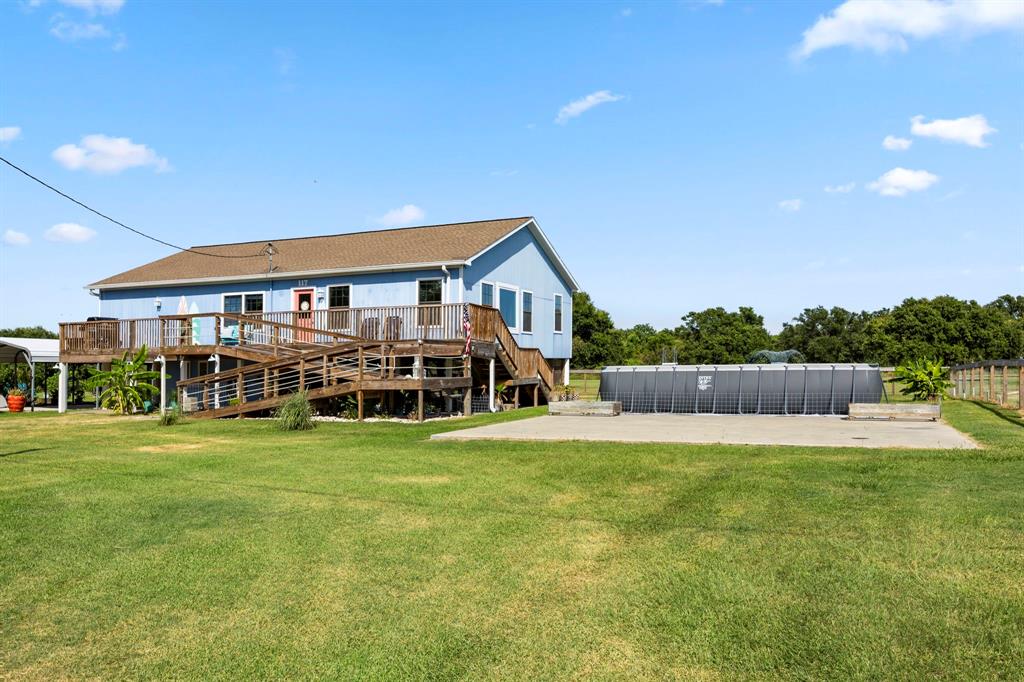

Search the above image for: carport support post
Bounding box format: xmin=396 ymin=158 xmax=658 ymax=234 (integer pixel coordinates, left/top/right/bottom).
xmin=488 ymin=358 xmax=496 ymax=412
xmin=29 ymin=361 xmax=35 ymax=412
xmin=58 ymin=362 xmax=68 ymax=414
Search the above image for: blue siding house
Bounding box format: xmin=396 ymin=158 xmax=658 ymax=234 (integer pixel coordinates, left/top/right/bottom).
xmin=58 ymin=217 xmax=578 ymax=418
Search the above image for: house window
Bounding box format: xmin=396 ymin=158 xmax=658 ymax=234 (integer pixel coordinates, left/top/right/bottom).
xmin=327 ymin=285 xmax=350 ymax=329
xmin=522 ymin=291 xmax=533 ymax=333
xmin=498 ymin=286 xmax=518 ymax=330
xmin=224 ymin=293 xmax=264 ymax=316
xmin=418 ymin=278 xmax=443 ymax=326
xmin=554 ymin=294 xmax=563 ymax=333
xmin=481 ymin=282 xmax=494 ymax=308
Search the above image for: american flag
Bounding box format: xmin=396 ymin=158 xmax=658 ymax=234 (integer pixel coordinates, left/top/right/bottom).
xmin=462 ymin=303 xmax=472 ymax=356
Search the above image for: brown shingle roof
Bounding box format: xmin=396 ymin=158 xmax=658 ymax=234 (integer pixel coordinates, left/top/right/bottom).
xmin=90 ymin=217 xmax=532 ymax=288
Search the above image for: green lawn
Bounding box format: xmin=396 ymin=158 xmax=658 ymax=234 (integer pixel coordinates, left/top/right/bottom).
xmin=1 ymin=403 xmax=1022 ymax=680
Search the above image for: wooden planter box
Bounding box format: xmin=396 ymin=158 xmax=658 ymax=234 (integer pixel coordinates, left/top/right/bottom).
xmin=548 ymin=400 xmax=622 ymax=417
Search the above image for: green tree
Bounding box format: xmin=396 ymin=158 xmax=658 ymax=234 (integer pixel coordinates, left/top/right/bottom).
xmin=622 ymin=324 xmax=688 ymax=365
xmin=675 ymin=306 xmax=771 ymax=364
xmin=86 ymin=346 xmax=162 ymax=414
xmin=775 ymin=306 xmax=876 ymax=363
xmin=571 ymin=292 xmax=626 ymax=367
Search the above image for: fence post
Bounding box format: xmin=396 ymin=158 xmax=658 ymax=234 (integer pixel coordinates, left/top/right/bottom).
xmin=1001 ymin=365 xmax=1008 ymax=406
xmin=988 ymin=364 xmax=995 ymax=403
xmin=1019 ymin=366 xmax=1023 ymax=410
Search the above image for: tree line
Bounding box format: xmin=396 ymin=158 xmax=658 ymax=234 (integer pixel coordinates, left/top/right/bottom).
xmin=571 ymin=293 xmax=1024 ymax=368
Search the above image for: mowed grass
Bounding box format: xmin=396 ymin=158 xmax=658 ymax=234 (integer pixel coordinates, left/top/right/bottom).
xmin=1 ymin=403 xmax=1022 ymax=680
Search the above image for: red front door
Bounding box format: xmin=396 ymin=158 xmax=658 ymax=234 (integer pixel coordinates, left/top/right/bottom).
xmin=293 ymin=289 xmax=314 ymax=342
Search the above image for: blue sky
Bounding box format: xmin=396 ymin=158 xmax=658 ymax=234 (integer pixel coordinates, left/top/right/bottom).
xmin=1 ymin=0 xmax=1022 ymax=332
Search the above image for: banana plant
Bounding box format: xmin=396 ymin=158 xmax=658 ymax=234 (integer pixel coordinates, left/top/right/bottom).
xmin=86 ymin=345 xmax=163 ymax=414
xmin=894 ymin=358 xmax=951 ymax=402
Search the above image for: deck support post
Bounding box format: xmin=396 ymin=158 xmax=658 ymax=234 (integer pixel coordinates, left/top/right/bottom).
xmin=357 ymin=390 xmax=364 ymax=421
xmin=533 ymin=383 xmax=538 ymax=407
xmin=210 ymin=354 xmax=221 ymax=409
xmin=299 ymin=358 xmax=306 ymax=391
xmin=463 ymin=357 xmax=472 ymax=416
xmin=155 ymin=355 xmax=167 ymax=415
xmin=488 ymin=358 xmax=496 ymax=412
xmin=564 ymin=358 xmax=570 ymax=386
xmin=57 ymin=362 xmax=68 ymax=414
xmin=417 ymin=389 xmax=425 ymax=422
xmin=514 ymin=385 xmax=520 ymax=409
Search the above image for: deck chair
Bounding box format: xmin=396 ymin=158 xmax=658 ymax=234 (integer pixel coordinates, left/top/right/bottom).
xmin=360 ymin=317 xmax=380 ymax=340
xmin=384 ymin=316 xmax=403 ymax=341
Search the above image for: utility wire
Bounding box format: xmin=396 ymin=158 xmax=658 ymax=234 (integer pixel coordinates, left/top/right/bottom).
xmin=0 ymin=155 xmax=262 ymax=259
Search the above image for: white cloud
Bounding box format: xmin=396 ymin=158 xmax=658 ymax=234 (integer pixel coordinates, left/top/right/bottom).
xmin=52 ymin=134 xmax=169 ymax=174
xmin=376 ymin=204 xmax=425 ymax=228
xmin=45 ymin=222 xmax=96 ymax=243
xmin=794 ymin=0 xmax=1024 ymax=59
xmin=58 ymin=0 xmax=124 ymax=14
xmin=778 ymin=198 xmax=803 ymax=212
xmin=50 ymin=18 xmax=109 ymax=41
xmin=882 ymin=135 xmax=912 ymax=151
xmin=910 ymin=114 xmax=996 ymax=147
xmin=0 ymin=126 xmax=21 ymax=143
xmin=555 ymin=90 xmax=624 ymax=125
xmin=824 ymin=182 xmax=856 ymax=193
xmin=867 ymin=167 xmax=939 ymax=197
xmin=2 ymin=229 xmax=30 ymax=246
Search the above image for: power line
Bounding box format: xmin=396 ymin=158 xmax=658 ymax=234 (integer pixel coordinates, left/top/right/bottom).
xmin=0 ymin=155 xmax=262 ymax=259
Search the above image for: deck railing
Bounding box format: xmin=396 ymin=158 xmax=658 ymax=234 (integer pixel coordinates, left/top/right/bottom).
xmin=60 ymin=303 xmax=555 ymax=390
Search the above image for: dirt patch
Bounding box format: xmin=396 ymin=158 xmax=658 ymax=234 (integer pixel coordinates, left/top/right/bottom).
xmin=135 ymin=439 xmax=232 ymax=453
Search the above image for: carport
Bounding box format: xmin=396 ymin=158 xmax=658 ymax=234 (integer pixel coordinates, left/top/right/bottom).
xmin=0 ymin=337 xmax=60 ymax=412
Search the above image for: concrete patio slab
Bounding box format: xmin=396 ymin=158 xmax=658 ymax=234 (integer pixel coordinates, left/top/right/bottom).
xmin=432 ymin=413 xmax=978 ymax=449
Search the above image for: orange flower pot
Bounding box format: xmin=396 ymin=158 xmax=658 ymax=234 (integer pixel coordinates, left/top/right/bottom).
xmin=6 ymin=395 xmax=26 ymax=413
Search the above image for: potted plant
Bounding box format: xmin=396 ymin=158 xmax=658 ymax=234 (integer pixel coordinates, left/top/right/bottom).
xmin=6 ymin=388 xmax=26 ymax=413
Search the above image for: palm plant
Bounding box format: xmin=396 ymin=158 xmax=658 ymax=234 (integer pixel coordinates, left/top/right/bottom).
xmin=894 ymin=358 xmax=951 ymax=401
xmin=86 ymin=345 xmax=162 ymax=415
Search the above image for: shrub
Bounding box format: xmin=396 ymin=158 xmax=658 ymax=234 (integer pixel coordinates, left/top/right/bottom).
xmin=276 ymin=391 xmax=316 ymax=431
xmin=7 ymin=387 xmax=25 ymax=397
xmin=158 ymin=407 xmax=184 ymax=427
xmin=894 ymin=358 xmax=951 ymax=401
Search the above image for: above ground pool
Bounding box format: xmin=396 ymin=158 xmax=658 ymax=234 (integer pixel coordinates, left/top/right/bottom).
xmin=599 ymin=363 xmax=885 ymax=415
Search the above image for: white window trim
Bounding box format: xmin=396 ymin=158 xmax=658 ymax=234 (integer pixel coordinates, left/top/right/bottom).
xmin=553 ymin=293 xmax=564 ymax=334
xmin=480 ymin=280 xmax=495 ymax=308
xmin=496 ymin=282 xmax=520 ymax=332
xmin=326 ymin=283 xmax=353 ymax=309
xmin=221 ymin=291 xmax=266 ymax=316
xmin=520 ymin=289 xmax=534 ymax=335
xmin=416 ymin=277 xmax=445 ymax=305
xmin=416 ymin=277 xmax=445 ymax=328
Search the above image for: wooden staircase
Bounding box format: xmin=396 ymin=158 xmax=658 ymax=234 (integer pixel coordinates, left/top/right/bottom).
xmin=174 ymin=304 xmax=556 ymax=419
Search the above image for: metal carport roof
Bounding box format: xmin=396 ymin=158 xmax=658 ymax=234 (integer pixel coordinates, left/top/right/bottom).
xmin=0 ymin=337 xmax=60 ymax=364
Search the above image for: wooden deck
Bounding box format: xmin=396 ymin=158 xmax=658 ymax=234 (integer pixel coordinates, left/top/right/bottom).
xmin=59 ymin=303 xmax=556 ymax=419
